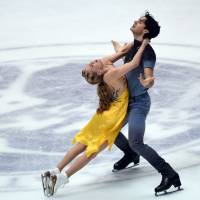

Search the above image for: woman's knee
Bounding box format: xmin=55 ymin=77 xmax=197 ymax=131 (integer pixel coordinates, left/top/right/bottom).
xmin=70 ymin=143 xmax=86 ymax=156
xmin=86 ymin=152 xmax=98 ymax=160
xmin=85 ymin=142 xmax=108 ymax=160
xmin=76 ymin=142 xmax=86 ymax=151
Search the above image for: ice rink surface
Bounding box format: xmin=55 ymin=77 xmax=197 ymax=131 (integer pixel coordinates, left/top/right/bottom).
xmin=0 ymin=0 xmax=200 ymax=199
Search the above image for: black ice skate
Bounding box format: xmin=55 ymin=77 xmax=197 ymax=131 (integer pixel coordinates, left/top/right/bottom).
xmin=41 ymin=171 xmax=51 ymax=197
xmin=112 ymin=154 xmax=140 ymax=172
xmin=155 ymin=173 xmax=183 ymax=196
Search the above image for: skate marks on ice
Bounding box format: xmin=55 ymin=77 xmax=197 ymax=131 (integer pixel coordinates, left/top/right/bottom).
xmin=0 ymin=43 xmax=199 ymax=199
xmin=0 ymin=58 xmax=199 ymax=175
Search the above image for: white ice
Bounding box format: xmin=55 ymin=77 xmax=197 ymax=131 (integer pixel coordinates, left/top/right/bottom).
xmin=0 ymin=0 xmax=200 ymax=200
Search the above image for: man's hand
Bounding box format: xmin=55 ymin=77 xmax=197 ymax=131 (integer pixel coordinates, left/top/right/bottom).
xmin=138 ymin=73 xmax=155 ymax=88
xmin=142 ymin=38 xmax=150 ymax=46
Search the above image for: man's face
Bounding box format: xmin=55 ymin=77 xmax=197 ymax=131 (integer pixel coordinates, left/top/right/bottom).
xmin=130 ymin=16 xmax=147 ymax=36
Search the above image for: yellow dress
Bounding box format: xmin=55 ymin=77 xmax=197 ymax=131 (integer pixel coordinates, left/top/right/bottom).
xmin=72 ymin=88 xmax=129 ymax=157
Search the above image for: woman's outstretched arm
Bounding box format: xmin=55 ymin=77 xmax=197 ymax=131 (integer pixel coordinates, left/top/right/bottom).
xmin=101 ymin=41 xmax=134 ymax=65
xmin=110 ymin=39 xmax=149 ymax=79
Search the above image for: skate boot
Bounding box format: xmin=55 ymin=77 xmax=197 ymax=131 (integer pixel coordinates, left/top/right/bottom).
xmin=112 ymin=154 xmax=140 ymax=172
xmin=41 ymin=168 xmax=60 ymax=197
xmin=155 ymin=173 xmax=182 ymax=196
xmin=48 ymin=173 xmax=69 ymax=196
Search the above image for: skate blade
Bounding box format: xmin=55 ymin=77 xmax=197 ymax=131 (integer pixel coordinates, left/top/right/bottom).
xmin=155 ymin=186 xmax=184 ymax=197
xmin=41 ymin=173 xmax=51 ymax=197
xmin=48 ymin=175 xmax=57 ymax=197
xmin=112 ymin=163 xmax=139 ymax=173
xmin=41 ymin=174 xmax=48 ymax=196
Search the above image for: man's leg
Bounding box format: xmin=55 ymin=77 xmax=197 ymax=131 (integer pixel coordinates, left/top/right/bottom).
xmin=128 ymin=108 xmax=177 ymax=177
xmin=115 ymin=131 xmax=139 ymax=157
xmin=114 ymin=115 xmax=138 ymax=156
xmin=113 ymin=115 xmax=140 ymax=171
xmin=128 ymin=108 xmax=181 ymax=194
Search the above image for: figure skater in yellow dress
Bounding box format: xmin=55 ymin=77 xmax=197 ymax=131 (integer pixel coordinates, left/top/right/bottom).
xmin=41 ymin=38 xmax=152 ymax=197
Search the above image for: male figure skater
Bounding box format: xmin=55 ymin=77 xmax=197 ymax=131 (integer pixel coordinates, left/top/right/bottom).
xmin=112 ymin=12 xmax=182 ymax=195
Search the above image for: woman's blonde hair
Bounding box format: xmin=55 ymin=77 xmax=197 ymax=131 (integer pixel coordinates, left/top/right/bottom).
xmin=82 ymin=70 xmax=115 ymax=114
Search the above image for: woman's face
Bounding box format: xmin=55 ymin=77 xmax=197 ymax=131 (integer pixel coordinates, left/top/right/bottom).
xmin=83 ymin=59 xmax=104 ymax=75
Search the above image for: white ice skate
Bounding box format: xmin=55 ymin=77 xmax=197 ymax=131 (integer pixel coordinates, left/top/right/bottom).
xmin=48 ymin=173 xmax=69 ymax=196
xmin=41 ymin=168 xmax=60 ymax=197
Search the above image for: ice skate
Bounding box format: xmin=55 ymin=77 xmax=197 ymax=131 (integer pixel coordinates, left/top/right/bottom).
xmin=112 ymin=154 xmax=140 ymax=173
xmin=41 ymin=168 xmax=60 ymax=197
xmin=41 ymin=171 xmax=51 ymax=197
xmin=155 ymin=173 xmax=183 ymax=196
xmin=48 ymin=173 xmax=69 ymax=196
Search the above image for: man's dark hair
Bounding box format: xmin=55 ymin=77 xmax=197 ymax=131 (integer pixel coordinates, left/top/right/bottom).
xmin=143 ymin=11 xmax=160 ymax=39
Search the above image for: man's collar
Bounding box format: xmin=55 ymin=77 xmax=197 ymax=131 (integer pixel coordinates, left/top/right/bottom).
xmin=134 ymin=39 xmax=142 ymax=46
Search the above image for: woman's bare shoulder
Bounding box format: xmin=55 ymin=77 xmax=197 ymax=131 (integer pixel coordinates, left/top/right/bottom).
xmin=103 ymin=69 xmax=126 ymax=91
xmin=103 ymin=68 xmax=117 ymax=83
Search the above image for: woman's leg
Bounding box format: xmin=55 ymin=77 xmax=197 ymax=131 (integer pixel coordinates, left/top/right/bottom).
xmin=57 ymin=142 xmax=86 ymax=172
xmin=65 ymin=141 xmax=108 ymax=177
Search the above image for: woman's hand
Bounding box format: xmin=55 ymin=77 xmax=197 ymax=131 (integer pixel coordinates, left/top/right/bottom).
xmin=111 ymin=40 xmax=122 ymax=53
xmin=111 ymin=40 xmax=133 ymax=54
